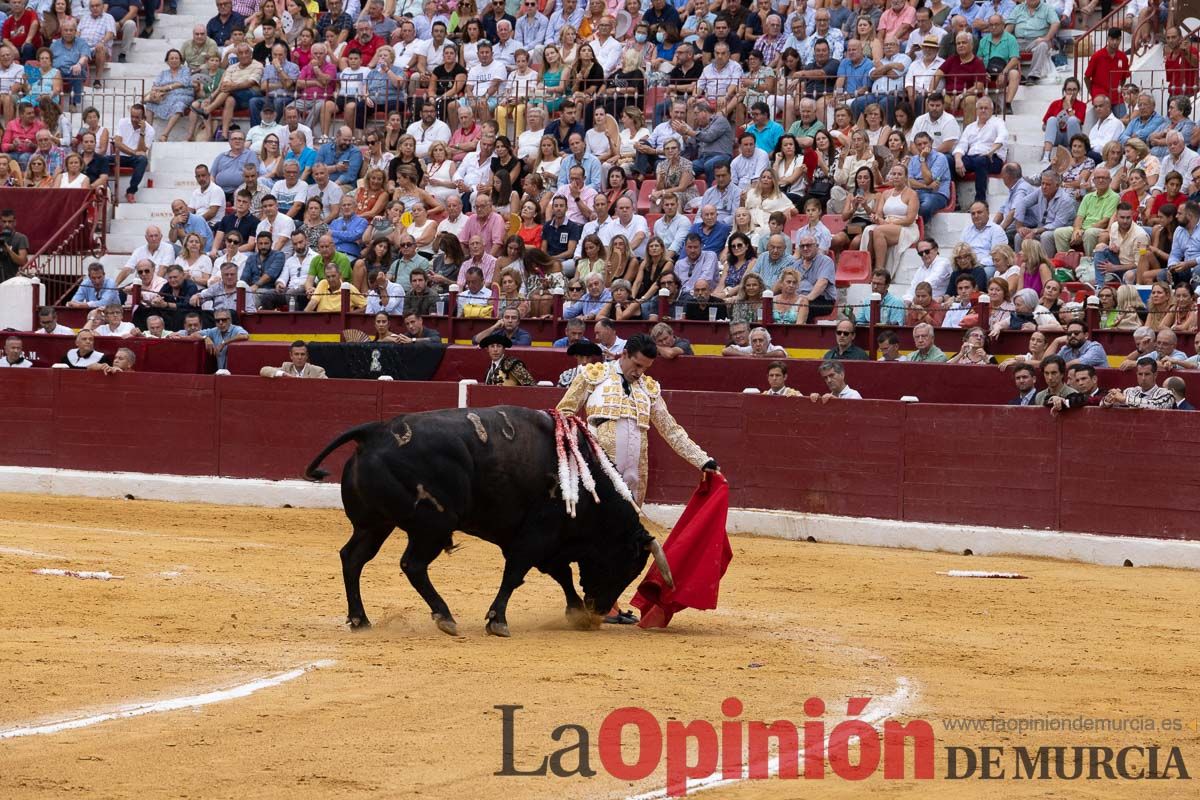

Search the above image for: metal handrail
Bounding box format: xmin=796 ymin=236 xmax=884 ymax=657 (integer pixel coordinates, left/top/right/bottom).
xmin=27 ymin=187 xmax=109 ymax=304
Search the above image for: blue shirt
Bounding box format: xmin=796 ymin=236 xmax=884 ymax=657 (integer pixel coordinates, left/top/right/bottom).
xmin=173 ymin=212 xmax=213 ymax=251
xmin=698 ymin=183 xmax=740 ymax=226
xmin=330 ymin=214 xmax=369 ymax=259
xmin=654 ymin=213 xmax=691 ymax=256
xmin=564 ymin=289 xmax=612 ymax=319
xmin=688 ymin=220 xmax=731 ymax=253
xmin=836 ymin=57 xmax=874 ymax=93
xmin=284 ymin=146 xmax=318 ymax=177
xmin=50 ymin=37 xmax=91 ymax=75
xmin=747 ymin=120 xmax=784 ymax=155
xmin=556 ymin=152 xmax=603 ymax=191
xmin=1168 ymin=222 xmax=1200 ymax=268
xmin=199 ymin=323 xmax=248 ymax=370
xmin=907 ymin=150 xmax=951 ymax=200
xmin=752 ymin=251 xmax=795 ymax=288
xmin=854 ymin=292 xmax=906 ymax=325
xmin=206 ymin=11 xmax=245 ymax=46
xmin=1120 ymin=112 xmax=1168 ymax=146
xmin=316 ymin=141 xmax=364 ymax=186
xmin=70 ymin=277 xmax=120 ymax=308
xmin=240 ymin=249 xmax=285 ymax=287
xmin=1059 ymin=339 xmax=1108 ymax=368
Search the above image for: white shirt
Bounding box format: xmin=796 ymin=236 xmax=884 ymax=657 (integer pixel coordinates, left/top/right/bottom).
xmin=310 ymin=180 xmax=344 ymax=218
xmin=257 ymin=213 xmax=296 ymax=256
xmin=124 ymin=242 xmax=176 ymax=272
xmin=247 ymin=121 xmax=288 ymax=151
xmin=697 ymin=59 xmax=744 ymax=100
xmin=906 ymin=55 xmax=944 ymax=94
xmin=190 ymin=182 xmax=227 ymax=223
xmin=954 ymin=116 xmax=1009 ymax=161
xmin=492 ymin=38 xmax=521 ymax=70
xmin=907 ymin=26 xmax=947 ymax=54
xmin=437 ymin=214 xmax=468 ymax=238
xmin=0 ymin=63 xmax=24 ymax=94
xmin=366 ymin=281 xmax=407 ymax=314
xmin=1088 ymin=113 xmax=1125 ymax=153
xmin=406 ymin=119 xmax=452 ymax=159
xmin=456 ymin=150 xmax=492 ymax=192
xmin=272 ymin=177 xmax=311 ymax=212
xmin=913 ymin=112 xmax=961 ymax=151
xmin=467 ymin=61 xmax=508 ymax=97
xmin=392 ymin=37 xmax=429 ymax=71
xmin=599 ymin=215 xmax=650 ymax=257
xmin=600 ymin=335 xmax=627 ymax=357
xmin=338 ymin=66 xmax=371 ymax=97
xmin=505 ymin=67 xmax=539 ymax=100
xmin=283 ymin=123 xmax=314 ymax=150
xmin=730 ymin=149 xmax=770 ymax=195
xmin=96 ymin=321 xmax=137 ymax=336
xmin=905 ymin=256 xmax=954 ymax=300
xmin=34 ymin=323 xmax=74 ymax=335
xmin=279 ymin=249 xmax=317 ymax=293
xmin=0 ymin=356 xmax=32 ymax=367
xmin=114 ymin=116 xmax=157 ymax=152
xmin=835 ymin=385 xmax=862 ymax=399
xmin=1157 ymin=147 xmax=1200 ymax=194
xmin=593 ymin=34 xmax=623 ymax=75
xmin=517 ymin=128 xmax=543 ymax=160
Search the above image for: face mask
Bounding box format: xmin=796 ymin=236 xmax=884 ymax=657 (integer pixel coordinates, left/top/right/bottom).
xmin=656 ymin=30 xmax=665 ymax=43
xmin=635 ymin=32 xmax=647 ymax=43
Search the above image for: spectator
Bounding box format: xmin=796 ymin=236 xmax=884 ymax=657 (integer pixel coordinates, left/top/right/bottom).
xmin=822 ymin=319 xmax=867 ymax=360
xmin=951 ymin=96 xmax=1007 ymax=211
xmin=564 ymin=271 xmax=612 ymax=320
xmin=61 ymin=329 xmax=109 ymax=368
xmin=810 ymin=360 xmax=862 ymax=402
xmin=673 ymin=233 xmax=720 ymax=298
xmin=329 ymin=195 xmax=368 ymax=261
xmin=1070 ymin=364 xmax=1104 ymax=405
xmin=1119 ymin=94 xmax=1166 ymax=147
xmin=650 ymin=322 xmax=693 ymax=358
xmin=855 ymin=269 xmax=906 ymax=325
xmin=206 ymin=0 xmax=245 ymax=47
xmin=194 ymin=260 xmax=249 ymax=315
xmin=1093 ymin=201 xmax=1149 ymax=285
xmin=1009 ymin=363 xmax=1038 ymax=405
xmin=305 ymin=234 xmax=352 ymax=296
xmin=591 ymin=316 xmax=626 ymax=358
xmin=361 ymin=268 xmax=404 ymax=316
xmin=455 ymin=265 xmax=493 ymax=316
xmin=793 ymin=234 xmax=836 ymax=323
xmin=1165 ymin=376 xmax=1194 ymax=410
xmin=1033 ymin=354 xmax=1083 ymax=413
xmin=908 ymin=131 xmax=951 ymax=222
xmin=905 ymin=322 xmax=948 ymax=362
xmin=259 ymin=340 xmax=328 ymax=378
xmin=1083 ymin=29 xmax=1129 ymax=117
xmin=209 ymin=129 xmax=260 ymax=195
xmin=1051 ymin=167 xmax=1118 ymax=256
xmin=683 ymin=279 xmax=728 ymax=321
xmin=1004 ymin=0 xmax=1058 ymax=83
xmin=192 ymin=309 xmax=248 ymax=371
xmin=763 ymin=360 xmax=801 ymax=396
xmin=953 ymin=201 xmax=1005 ymax=275
xmin=1154 ymin=131 xmax=1199 ymax=194
xmin=874 ymin=328 xmax=901 ymax=361
xmin=34 ymin=306 xmax=74 ymax=335
xmin=2 ymin=103 xmax=44 ymax=169
xmin=941 ymin=274 xmax=978 ymax=328
xmin=721 ymin=320 xmax=758 ymax=356
xmin=473 ymin=307 xmax=532 ymax=347
xmin=729 ymin=132 xmax=769 ymax=200
xmin=1048 ymin=320 xmax=1108 ymax=370
xmin=1016 ymin=170 xmax=1077 ymax=260
xmin=306 ymin=260 xmax=366 ymax=313
xmin=78 ymin=0 xmax=118 ymax=88
xmin=912 ymin=91 xmax=960 ymax=155
xmin=1101 ymin=357 xmax=1175 ymax=409
xmin=0 ymin=335 xmax=31 ymax=367
xmin=67 ymin=262 xmax=119 ymax=308
xmin=94 ymin=303 xmax=138 ymax=337
xmin=932 ymin=31 xmax=986 ymax=126
xmin=862 ymin=164 xmax=919 ymax=276
xmin=552 ymin=317 xmax=588 ymax=348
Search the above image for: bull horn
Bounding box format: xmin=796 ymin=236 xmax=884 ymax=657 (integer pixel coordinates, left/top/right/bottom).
xmin=648 ymin=539 xmax=674 ymax=590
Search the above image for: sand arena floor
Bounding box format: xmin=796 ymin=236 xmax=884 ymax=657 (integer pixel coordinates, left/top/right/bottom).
xmin=0 ymin=493 xmax=1198 ymax=799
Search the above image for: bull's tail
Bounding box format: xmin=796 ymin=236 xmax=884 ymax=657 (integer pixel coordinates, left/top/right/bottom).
xmin=304 ymin=422 xmax=385 ymax=482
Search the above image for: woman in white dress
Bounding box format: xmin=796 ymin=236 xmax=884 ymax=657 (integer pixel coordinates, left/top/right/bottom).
xmin=423 ymin=141 xmax=459 ymax=204
xmin=53 ymin=152 xmax=90 ymax=189
xmin=585 ymin=105 xmax=620 ymax=168
xmin=743 ymin=169 xmax=795 ymax=234
xmin=406 ymin=201 xmax=438 ymax=251
xmin=618 ymin=106 xmax=649 ymax=174
xmin=860 ymin=164 xmax=919 ymax=278
xmin=175 ymin=233 xmax=214 ymax=287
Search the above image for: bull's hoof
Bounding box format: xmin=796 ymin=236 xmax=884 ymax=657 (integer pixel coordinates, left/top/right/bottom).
xmin=433 ymin=614 xmax=458 ymax=636
xmin=347 ymin=615 xmax=371 ymax=630
xmin=565 ymin=606 xmax=601 ymax=630
xmin=485 ymin=619 xmax=511 ymax=637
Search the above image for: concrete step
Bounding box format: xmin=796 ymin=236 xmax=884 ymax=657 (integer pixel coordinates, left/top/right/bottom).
xmin=114 ymin=203 xmax=176 ymax=221
xmin=151 ymin=142 xmax=228 ymax=172
xmin=117 ymin=186 xmax=198 ymax=205
xmin=107 ymin=232 xmax=160 ymax=253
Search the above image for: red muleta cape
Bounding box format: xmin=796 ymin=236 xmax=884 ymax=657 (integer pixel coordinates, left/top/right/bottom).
xmin=631 ymin=473 xmax=732 ymax=628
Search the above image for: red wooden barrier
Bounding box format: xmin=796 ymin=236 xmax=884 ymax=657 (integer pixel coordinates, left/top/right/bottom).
xmin=3 ymin=369 xmax=1200 ymax=541
xmin=22 ymin=334 xmax=209 ymax=373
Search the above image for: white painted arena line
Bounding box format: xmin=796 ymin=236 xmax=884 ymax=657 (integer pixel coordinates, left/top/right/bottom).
xmin=0 ymin=660 xmax=336 ymax=741
xmin=0 ymin=545 xmax=66 ymax=560
xmin=5 ymin=466 xmax=1200 ymax=570
xmin=622 ymin=677 xmax=915 ymax=800
xmin=0 ymin=519 xmax=275 ymax=550
xmin=32 ymin=568 xmax=124 ymax=581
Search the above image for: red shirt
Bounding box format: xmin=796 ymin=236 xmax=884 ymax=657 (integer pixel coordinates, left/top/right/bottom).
xmin=1084 ymin=47 xmax=1130 ymax=105
xmin=938 ymin=55 xmax=987 ymax=94
xmin=1120 ymin=189 xmax=1149 ymax=223
xmin=1150 ymin=191 xmax=1186 ymax=219
xmin=344 ymin=34 xmax=385 ymax=66
xmin=1164 ymin=44 xmax=1199 ymax=98
xmin=2 ymin=9 xmax=40 ymax=49
xmin=1042 ymin=98 xmax=1086 ymax=125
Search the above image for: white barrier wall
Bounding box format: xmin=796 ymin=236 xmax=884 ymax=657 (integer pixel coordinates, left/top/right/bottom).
xmin=0 ymin=277 xmax=43 ymax=332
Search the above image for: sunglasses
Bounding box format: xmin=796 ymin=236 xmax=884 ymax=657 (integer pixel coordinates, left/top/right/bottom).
xmin=137 ymin=269 xmax=152 ymax=274
xmin=836 ymin=330 xmax=853 ymax=336
xmin=917 ymin=248 xmax=933 ymax=255
xmin=567 ymin=285 xmax=583 ymax=291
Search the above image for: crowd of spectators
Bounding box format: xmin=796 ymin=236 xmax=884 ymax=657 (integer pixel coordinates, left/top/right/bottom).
xmin=5 ymin=0 xmax=1200 ymax=406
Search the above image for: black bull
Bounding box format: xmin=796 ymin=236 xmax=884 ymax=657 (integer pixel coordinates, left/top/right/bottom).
xmin=304 ymin=406 xmax=673 ymax=637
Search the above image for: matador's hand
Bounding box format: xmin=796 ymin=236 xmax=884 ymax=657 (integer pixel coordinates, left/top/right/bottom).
xmin=702 ymin=459 xmax=720 ymax=473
